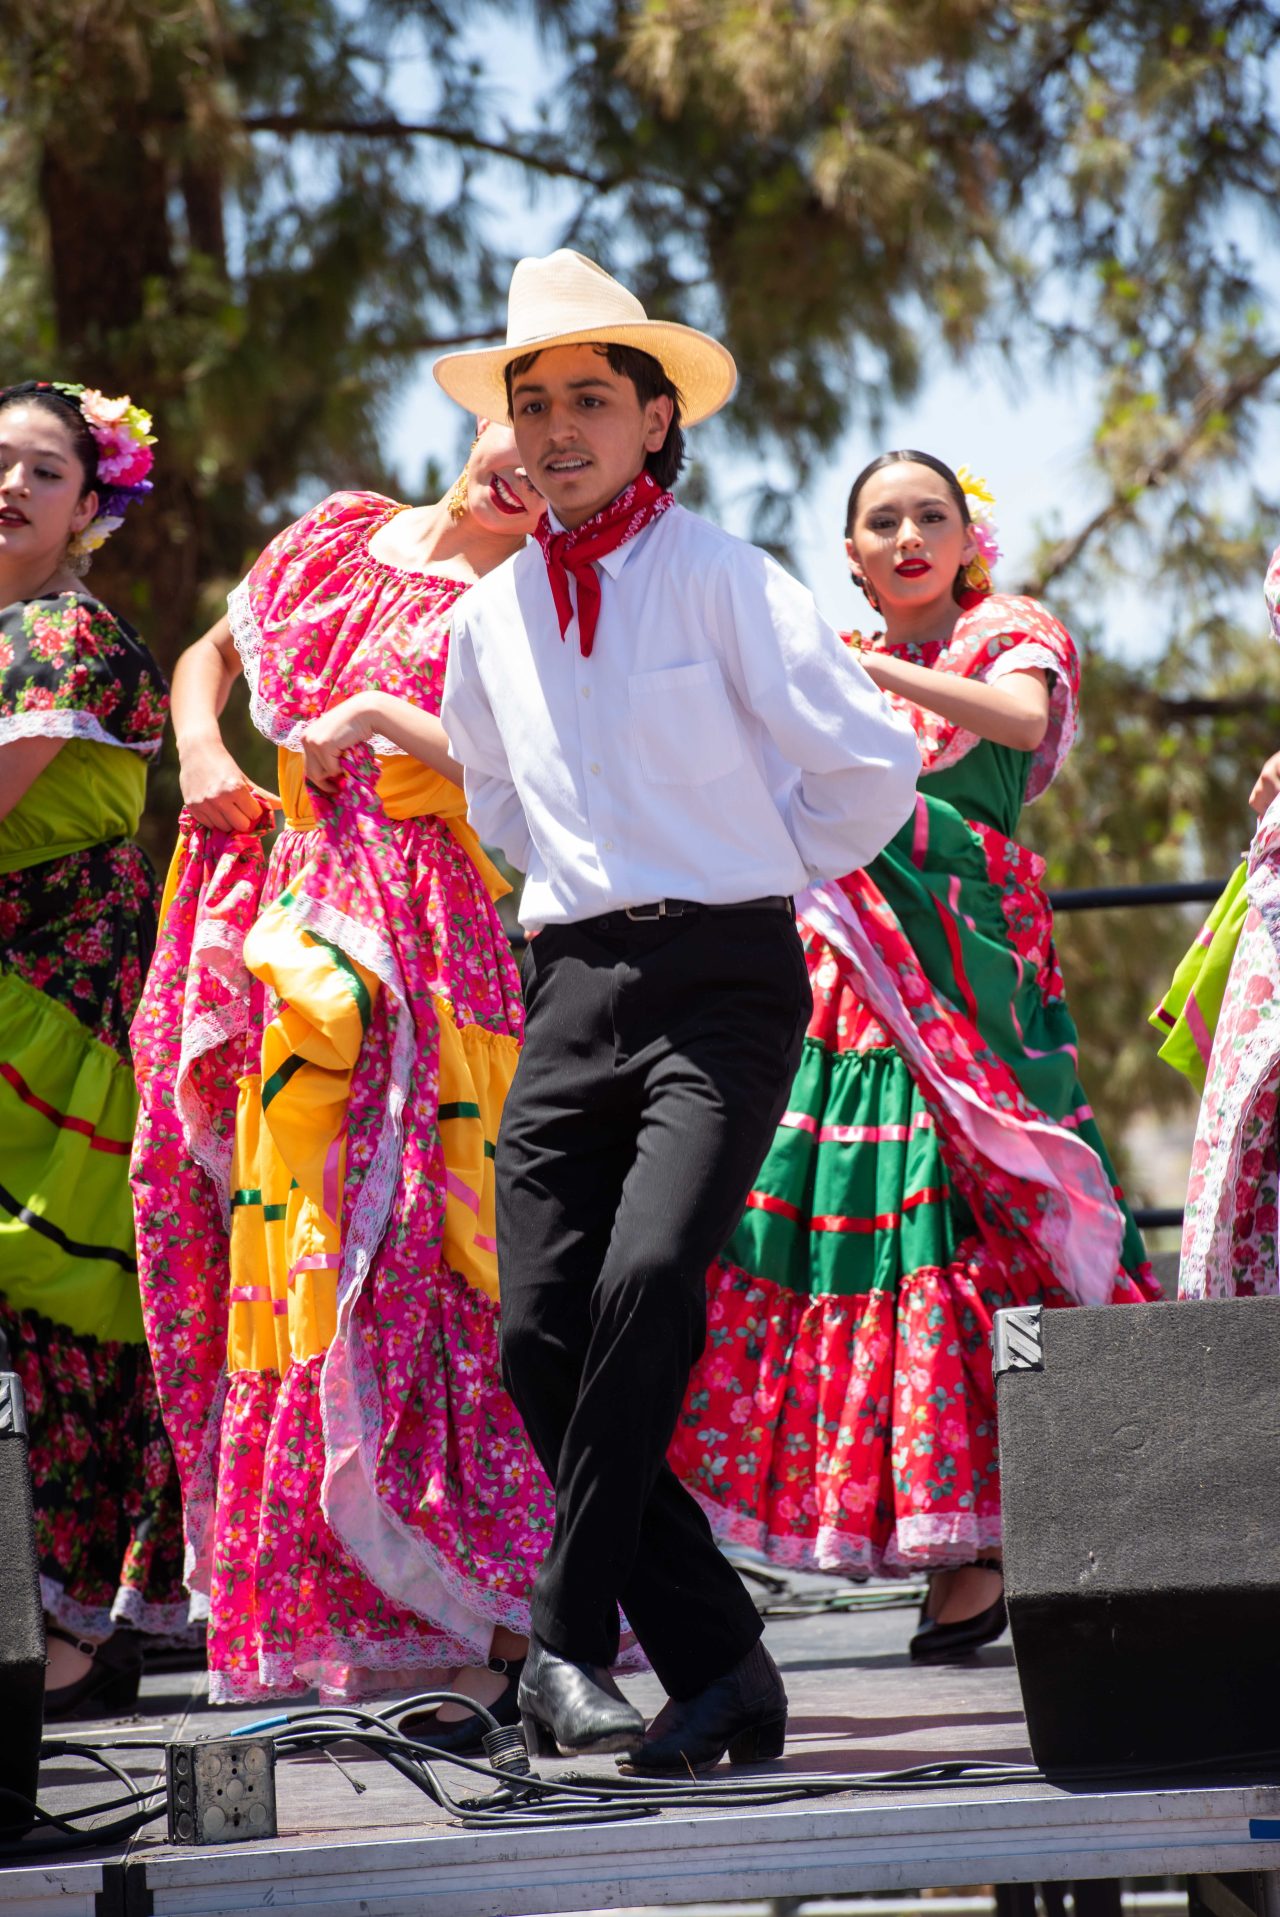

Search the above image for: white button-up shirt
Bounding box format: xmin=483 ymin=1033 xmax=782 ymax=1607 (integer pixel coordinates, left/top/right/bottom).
xmin=441 ymin=504 xmax=920 ymax=931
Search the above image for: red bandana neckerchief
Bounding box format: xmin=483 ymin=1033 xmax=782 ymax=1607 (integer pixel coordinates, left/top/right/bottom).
xmin=535 ymin=471 xmax=674 ymax=657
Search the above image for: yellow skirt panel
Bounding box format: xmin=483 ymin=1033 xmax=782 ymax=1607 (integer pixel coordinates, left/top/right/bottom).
xmin=435 ymin=1002 xmax=519 ymax=1304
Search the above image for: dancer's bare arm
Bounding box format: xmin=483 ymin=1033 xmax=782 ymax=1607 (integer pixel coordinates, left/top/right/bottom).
xmin=299 ymin=692 xmax=462 ymax=793
xmin=172 ymin=615 xmax=280 ymax=831
xmin=859 ymin=653 xmax=1051 ymax=753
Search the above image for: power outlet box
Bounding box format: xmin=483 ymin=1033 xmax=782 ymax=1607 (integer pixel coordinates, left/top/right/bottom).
xmin=166 ymin=1736 xmax=277 ymax=1845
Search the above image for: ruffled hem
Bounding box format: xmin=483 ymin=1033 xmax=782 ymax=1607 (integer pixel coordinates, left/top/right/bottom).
xmin=676 ymin=1247 xmax=1152 ymax=1575
xmin=0 ymin=1301 xmax=188 ymax=1628
xmin=691 ymin=1495 xmax=1005 ymax=1579
xmin=205 ymin=1254 xmax=554 ymax=1701
xmin=42 ymin=1577 xmax=200 ymax=1642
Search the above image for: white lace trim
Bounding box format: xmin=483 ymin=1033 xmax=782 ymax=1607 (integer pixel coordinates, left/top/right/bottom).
xmin=210 ymin=1628 xmax=647 ymax=1705
xmin=180 ymin=1367 xmax=230 ymax=1601
xmin=208 ymin=1635 xmax=491 ymax=1706
xmin=173 ymin=916 xmax=257 ymax=1216
xmin=694 ymin=1492 xmax=1002 ymax=1574
xmin=226 ymin=578 xmax=399 ymax=756
xmin=42 ymin=1576 xmax=198 ymax=1641
xmin=0 ymin=709 xmax=160 ymax=755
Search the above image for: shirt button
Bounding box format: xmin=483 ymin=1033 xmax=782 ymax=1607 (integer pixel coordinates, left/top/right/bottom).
xmin=589 ymin=762 xmax=601 ymax=775
xmin=603 ymin=840 xmax=614 ymax=852
xmin=581 ymin=686 xmax=591 ymax=700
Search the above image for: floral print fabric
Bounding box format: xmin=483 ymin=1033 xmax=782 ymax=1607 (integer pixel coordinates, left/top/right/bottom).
xmin=861 ymin=592 xmax=1080 ymax=802
xmin=1179 ymin=799 xmax=1280 ymax=1299
xmin=131 ymin=493 xmax=556 ymax=1700
xmin=0 ymin=589 xmax=185 ymax=1635
xmin=0 ymin=1300 xmax=189 ymax=1637
xmin=673 ymin=603 xmax=1154 ymax=1574
xmin=227 ymin=491 xmax=457 ymax=754
xmin=0 ymin=593 xmax=167 ymax=752
xmin=0 ymin=840 xmax=155 ymax=1056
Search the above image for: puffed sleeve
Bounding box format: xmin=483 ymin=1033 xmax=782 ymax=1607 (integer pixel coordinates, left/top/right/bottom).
xmin=0 ymin=594 xmax=167 ymax=754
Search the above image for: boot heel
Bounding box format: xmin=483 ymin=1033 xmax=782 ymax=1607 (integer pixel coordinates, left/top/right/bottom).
xmin=520 ymin=1711 xmax=559 ymax=1758
xmin=727 ymin=1712 xmax=787 ymax=1764
xmin=100 ymin=1668 xmax=143 ymax=1712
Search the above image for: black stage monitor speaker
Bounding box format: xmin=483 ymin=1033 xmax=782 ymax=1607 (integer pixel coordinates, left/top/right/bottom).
xmin=993 ymin=1296 xmax=1280 ymax=1776
xmin=0 ymin=1370 xmax=45 ymax=1838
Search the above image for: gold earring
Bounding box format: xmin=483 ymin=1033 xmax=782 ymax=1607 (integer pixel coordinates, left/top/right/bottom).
xmin=445 ymin=434 xmax=482 ymax=525
xmin=445 ymin=470 xmax=469 ymax=524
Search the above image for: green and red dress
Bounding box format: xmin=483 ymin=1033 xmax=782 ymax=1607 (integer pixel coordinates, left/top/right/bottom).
xmin=0 ymin=590 xmax=189 ymax=1639
xmin=672 ymin=595 xmax=1159 ymax=1575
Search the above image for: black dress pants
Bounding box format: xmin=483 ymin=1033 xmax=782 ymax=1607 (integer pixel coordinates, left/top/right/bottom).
xmin=496 ymin=905 xmax=811 ymax=1700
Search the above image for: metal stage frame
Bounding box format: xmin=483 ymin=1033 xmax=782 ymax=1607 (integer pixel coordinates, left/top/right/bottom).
xmin=5 ymin=1590 xmax=1279 ymax=1917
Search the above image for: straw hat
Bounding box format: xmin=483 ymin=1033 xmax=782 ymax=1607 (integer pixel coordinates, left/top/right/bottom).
xmin=433 ymin=251 xmax=737 ymax=426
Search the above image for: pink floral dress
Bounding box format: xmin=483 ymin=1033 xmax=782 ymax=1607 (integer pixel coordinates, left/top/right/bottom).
xmin=1177 ymin=542 xmax=1280 ymax=1300
xmin=130 ymin=493 xmax=555 ymax=1701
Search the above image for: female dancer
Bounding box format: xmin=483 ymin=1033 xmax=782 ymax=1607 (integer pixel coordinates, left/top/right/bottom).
xmin=672 ymin=450 xmax=1159 ymax=1659
xmin=130 ymin=426 xmax=551 ymax=1732
xmin=0 ymin=378 xmax=188 ymax=1713
xmin=1157 ymin=541 xmax=1280 ymax=1300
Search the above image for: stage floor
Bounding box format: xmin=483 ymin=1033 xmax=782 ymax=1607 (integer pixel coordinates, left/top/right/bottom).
xmin=7 ymin=1578 xmax=1280 ymax=1917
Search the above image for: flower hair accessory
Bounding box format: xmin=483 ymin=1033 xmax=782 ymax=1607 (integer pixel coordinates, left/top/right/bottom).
xmin=46 ymin=381 xmax=156 ymax=558
xmin=955 ymin=464 xmax=999 ymax=605
xmin=956 ymin=465 xmax=1001 ymax=568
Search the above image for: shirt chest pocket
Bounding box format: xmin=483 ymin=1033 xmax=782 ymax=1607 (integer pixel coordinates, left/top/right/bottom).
xmin=628 ymin=661 xmax=743 ymax=787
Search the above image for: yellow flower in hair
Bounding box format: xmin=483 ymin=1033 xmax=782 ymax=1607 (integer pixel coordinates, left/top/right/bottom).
xmin=955 ymin=464 xmax=1000 ymax=568
xmin=955 ymin=465 xmax=995 ymax=519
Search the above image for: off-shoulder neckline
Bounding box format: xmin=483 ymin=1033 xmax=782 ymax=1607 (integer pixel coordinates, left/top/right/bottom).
xmin=362 ymin=501 xmax=476 ymax=591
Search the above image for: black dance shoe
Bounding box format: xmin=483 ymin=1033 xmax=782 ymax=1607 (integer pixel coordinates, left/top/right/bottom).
xmin=44 ymin=1626 xmax=144 ymax=1720
xmin=629 ymin=1639 xmax=788 ymax=1773
xmin=517 ymin=1635 xmax=645 ymax=1758
xmin=400 ymin=1657 xmax=525 ymax=1757
xmin=908 ymin=1559 xmax=1006 ymax=1664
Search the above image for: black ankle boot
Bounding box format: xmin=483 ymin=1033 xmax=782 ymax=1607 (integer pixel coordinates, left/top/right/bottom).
xmin=517 ymin=1635 xmax=644 ymax=1757
xmin=630 ymin=1639 xmax=788 ymax=1772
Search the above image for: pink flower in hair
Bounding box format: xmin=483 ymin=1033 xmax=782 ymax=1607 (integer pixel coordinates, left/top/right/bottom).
xmin=98 ymin=443 xmax=153 ymax=486
xmin=79 ymin=390 xmax=131 ymax=429
xmin=49 ymin=381 xmax=157 ymax=556
xmin=972 ymin=521 xmax=1001 ymax=568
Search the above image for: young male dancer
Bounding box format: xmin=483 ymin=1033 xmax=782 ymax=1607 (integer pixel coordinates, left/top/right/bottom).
xmin=436 ymin=251 xmax=919 ymax=1770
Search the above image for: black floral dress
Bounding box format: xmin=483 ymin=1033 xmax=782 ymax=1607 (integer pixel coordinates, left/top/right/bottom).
xmin=0 ymin=591 xmax=190 ymax=1639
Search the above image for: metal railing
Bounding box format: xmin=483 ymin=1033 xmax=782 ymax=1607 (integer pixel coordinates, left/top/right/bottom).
xmin=1045 ymin=875 xmax=1233 ymax=1234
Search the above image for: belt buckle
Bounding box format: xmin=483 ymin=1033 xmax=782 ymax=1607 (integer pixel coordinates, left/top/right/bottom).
xmin=625 ymin=900 xmax=667 ymax=921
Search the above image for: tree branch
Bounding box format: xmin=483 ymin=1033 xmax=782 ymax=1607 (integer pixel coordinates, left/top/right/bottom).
xmin=366 ymin=324 xmax=507 ymax=354
xmin=1157 ymin=694 xmax=1280 ymax=722
xmin=237 ymin=113 xmax=614 ymax=189
xmin=1019 ymin=348 xmax=1280 ymax=597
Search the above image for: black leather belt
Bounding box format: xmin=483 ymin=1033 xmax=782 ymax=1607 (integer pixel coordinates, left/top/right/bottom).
xmin=623 ymin=896 xmax=791 ymax=921
xmin=564 ymin=896 xmax=793 ymax=934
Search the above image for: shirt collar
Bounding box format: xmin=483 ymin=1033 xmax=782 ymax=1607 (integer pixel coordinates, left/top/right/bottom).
xmin=544 ymin=500 xmax=669 ymax=580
